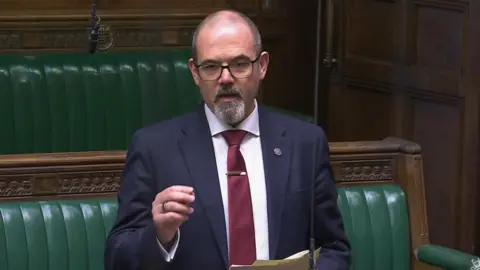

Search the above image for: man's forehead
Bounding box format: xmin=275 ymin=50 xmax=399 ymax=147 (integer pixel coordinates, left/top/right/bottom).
xmin=196 ymin=23 xmax=256 ymax=59
xmin=198 ymin=22 xmax=254 ymax=44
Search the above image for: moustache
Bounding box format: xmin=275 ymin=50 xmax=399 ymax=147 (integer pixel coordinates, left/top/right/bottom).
xmin=215 ymin=87 xmax=242 ymax=101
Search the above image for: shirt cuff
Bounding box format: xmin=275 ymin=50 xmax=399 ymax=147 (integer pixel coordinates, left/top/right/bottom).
xmin=157 ymin=230 xmax=180 ymax=262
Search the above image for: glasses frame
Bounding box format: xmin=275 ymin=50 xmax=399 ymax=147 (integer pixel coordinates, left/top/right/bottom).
xmin=193 ymin=54 xmax=262 ymax=81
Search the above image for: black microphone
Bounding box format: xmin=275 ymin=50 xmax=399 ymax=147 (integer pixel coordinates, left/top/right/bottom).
xmin=309 ymin=147 xmax=316 ymax=270
xmin=87 ymin=0 xmax=99 ymax=54
xmin=88 ymin=23 xmax=99 ymax=54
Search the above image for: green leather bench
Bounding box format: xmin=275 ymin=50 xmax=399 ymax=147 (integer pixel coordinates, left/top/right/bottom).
xmin=0 ymin=50 xmax=201 ymax=155
xmin=0 ymin=50 xmax=313 ymax=155
xmin=0 ymin=184 xmax=475 ymax=270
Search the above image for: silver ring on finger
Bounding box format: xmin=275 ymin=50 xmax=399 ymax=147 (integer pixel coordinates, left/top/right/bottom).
xmin=162 ymin=201 xmax=169 ymax=212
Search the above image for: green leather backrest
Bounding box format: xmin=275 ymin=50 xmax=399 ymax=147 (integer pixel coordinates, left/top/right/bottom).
xmin=0 ymin=50 xmax=201 ymax=155
xmin=0 ymin=50 xmax=314 ymax=155
xmin=338 ymin=185 xmax=411 ymax=270
xmin=0 ymin=185 xmax=410 ymax=270
xmin=0 ymin=199 xmax=118 ymax=270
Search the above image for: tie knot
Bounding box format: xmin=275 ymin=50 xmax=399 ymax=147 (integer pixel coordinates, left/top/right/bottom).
xmin=222 ymin=130 xmax=248 ymax=146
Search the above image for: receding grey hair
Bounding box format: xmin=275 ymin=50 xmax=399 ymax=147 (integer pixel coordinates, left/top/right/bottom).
xmin=191 ymin=10 xmax=263 ymax=60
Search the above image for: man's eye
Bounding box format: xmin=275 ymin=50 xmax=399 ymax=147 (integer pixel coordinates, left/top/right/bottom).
xmin=202 ymin=65 xmax=217 ymax=70
xmin=232 ymin=62 xmax=249 ymax=67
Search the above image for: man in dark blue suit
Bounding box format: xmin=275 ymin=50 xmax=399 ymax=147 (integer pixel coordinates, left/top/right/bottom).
xmin=104 ymin=9 xmax=350 ymax=270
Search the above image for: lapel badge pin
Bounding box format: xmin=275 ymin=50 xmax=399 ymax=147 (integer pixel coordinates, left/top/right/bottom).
xmin=273 ymin=148 xmax=282 ymax=156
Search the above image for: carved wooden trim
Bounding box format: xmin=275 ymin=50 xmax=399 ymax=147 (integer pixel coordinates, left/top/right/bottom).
xmin=0 ymin=137 xmax=421 ymax=198
xmin=0 ymin=151 xmax=125 ymax=198
xmin=333 ymin=160 xmax=394 ymax=182
xmin=0 ymin=27 xmax=196 ymax=51
xmin=0 ymin=150 xmax=125 ymax=167
xmin=57 ymin=171 xmax=121 ymax=194
xmin=0 ymin=160 xmax=397 ymax=197
xmin=330 ymin=136 xmax=422 ymax=154
xmin=0 ymin=10 xmax=265 ymax=51
xmin=0 ymin=177 xmax=32 ymax=197
xmin=0 ymin=12 xmax=202 ymax=51
xmin=0 ymin=172 xmax=121 ymax=198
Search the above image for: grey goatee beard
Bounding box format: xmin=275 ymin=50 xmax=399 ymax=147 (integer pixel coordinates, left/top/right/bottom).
xmin=213 ymin=87 xmax=246 ymax=126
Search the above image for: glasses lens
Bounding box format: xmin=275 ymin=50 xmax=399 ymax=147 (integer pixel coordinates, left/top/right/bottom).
xmin=230 ymin=62 xmax=252 ymax=78
xmin=198 ymin=62 xmax=253 ymax=80
xmin=199 ymin=65 xmax=221 ymax=80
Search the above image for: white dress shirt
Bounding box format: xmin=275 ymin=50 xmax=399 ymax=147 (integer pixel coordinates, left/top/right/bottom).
xmin=158 ymin=99 xmax=270 ymax=262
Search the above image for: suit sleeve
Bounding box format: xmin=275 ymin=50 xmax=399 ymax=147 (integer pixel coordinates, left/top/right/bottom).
xmin=314 ymin=130 xmax=351 ymax=270
xmin=104 ymin=131 xmax=172 ymax=270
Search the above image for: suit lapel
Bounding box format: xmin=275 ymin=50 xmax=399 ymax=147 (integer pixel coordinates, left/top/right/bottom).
xmin=178 ymin=106 xmax=228 ymax=267
xmin=258 ymin=107 xmax=292 ymax=259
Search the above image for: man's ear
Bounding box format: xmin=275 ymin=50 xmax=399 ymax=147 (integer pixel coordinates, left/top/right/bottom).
xmin=188 ymin=58 xmax=200 ymax=85
xmin=258 ymin=51 xmax=269 ymax=80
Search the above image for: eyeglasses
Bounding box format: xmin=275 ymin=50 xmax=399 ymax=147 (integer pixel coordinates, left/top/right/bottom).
xmin=194 ymin=55 xmax=261 ymax=81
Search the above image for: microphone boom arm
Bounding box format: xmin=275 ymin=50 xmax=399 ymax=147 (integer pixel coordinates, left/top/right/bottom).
xmin=88 ymin=0 xmax=100 ymax=54
xmin=309 ymin=147 xmax=317 ymax=270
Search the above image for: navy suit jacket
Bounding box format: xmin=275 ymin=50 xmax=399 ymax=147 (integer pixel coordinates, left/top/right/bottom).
xmin=105 ymin=105 xmax=351 ymax=270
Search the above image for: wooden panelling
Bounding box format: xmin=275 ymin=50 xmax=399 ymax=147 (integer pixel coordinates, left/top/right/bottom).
xmin=411 ymin=6 xmax=464 ymax=72
xmin=0 ymin=1 xmax=232 ymax=12
xmin=345 ymin=0 xmax=396 ymax=62
xmin=406 ymin=0 xmax=468 ymax=96
xmin=257 ymin=0 xmax=319 ymax=114
xmin=325 ymin=0 xmax=480 ymax=254
xmin=229 ymin=0 xmax=259 ymax=14
xmin=409 ymin=92 xmax=463 ymax=248
xmin=260 ymin=36 xmax=289 ymax=105
xmin=341 ymin=79 xmax=394 ymax=141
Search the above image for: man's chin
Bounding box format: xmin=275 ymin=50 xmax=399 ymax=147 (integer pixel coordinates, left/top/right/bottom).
xmin=214 ymin=105 xmax=245 ymax=125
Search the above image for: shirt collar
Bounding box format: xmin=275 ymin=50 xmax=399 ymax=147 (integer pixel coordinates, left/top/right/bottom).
xmin=204 ymin=99 xmax=260 ymax=137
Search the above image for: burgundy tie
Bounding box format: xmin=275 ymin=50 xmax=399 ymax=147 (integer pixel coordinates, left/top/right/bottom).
xmin=222 ymin=130 xmax=256 ymax=266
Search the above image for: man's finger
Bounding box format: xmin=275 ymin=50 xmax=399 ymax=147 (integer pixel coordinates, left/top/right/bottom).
xmin=163 ymin=191 xmax=195 ymax=204
xmin=154 ymin=186 xmax=194 ymax=202
xmin=159 ymin=201 xmax=194 ymax=215
xmin=169 ymin=185 xmax=194 ymax=194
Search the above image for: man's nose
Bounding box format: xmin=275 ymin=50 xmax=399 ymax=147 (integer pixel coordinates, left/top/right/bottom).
xmin=218 ymin=67 xmax=234 ymax=84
